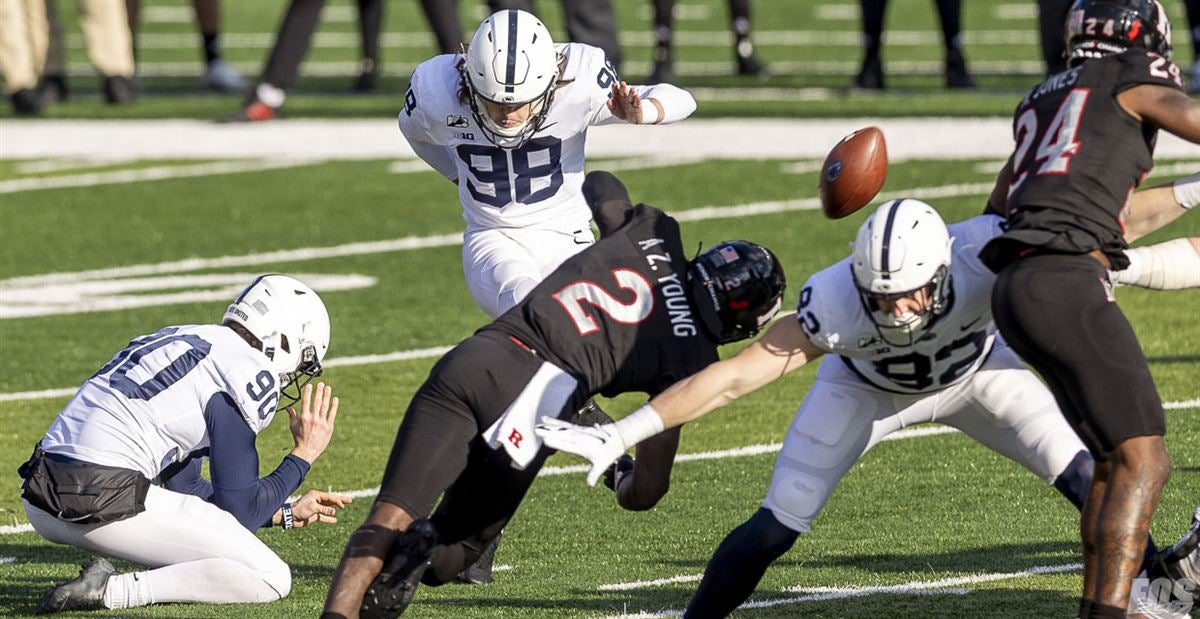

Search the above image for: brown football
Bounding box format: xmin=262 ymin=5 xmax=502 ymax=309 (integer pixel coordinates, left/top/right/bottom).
xmin=818 ymin=126 xmax=888 ymax=219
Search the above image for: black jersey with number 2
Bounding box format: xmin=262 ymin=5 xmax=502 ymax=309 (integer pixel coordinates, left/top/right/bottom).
xmin=483 ymin=204 xmax=720 ymax=399
xmin=981 ymin=49 xmax=1185 ymax=271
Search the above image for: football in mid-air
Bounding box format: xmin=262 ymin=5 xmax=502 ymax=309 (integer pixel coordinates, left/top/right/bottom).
xmin=819 ymin=127 xmax=888 ymax=219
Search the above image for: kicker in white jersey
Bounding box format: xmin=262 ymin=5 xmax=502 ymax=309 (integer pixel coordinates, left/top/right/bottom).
xmin=41 ymin=324 xmax=279 ymax=479
xmin=797 ymin=213 xmax=1006 ymax=394
xmin=398 ymin=42 xmax=693 ymax=232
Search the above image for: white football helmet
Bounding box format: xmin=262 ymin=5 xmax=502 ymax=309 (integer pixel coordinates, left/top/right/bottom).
xmin=460 ymin=9 xmax=559 ymax=148
xmin=851 ymin=199 xmax=954 ymax=346
xmin=222 ymin=275 xmax=330 ymax=403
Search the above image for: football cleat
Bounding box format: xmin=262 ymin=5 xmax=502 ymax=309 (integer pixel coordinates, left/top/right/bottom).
xmin=102 ymin=76 xmax=136 ymax=105
xmin=945 ymin=48 xmax=976 ymax=89
xmin=571 ymin=398 xmax=614 ymax=427
xmin=35 ymin=556 xmax=115 ymax=614
xmin=361 ymin=520 xmax=437 ymax=618
xmin=854 ymin=53 xmax=885 ymax=90
xmin=1153 ymin=505 xmax=1200 ymax=585
xmin=226 ymin=99 xmax=281 ymax=123
xmin=456 ymin=532 xmax=501 ymax=585
xmin=202 ymin=59 xmax=248 ymax=92
xmin=736 ymin=54 xmax=768 ymax=78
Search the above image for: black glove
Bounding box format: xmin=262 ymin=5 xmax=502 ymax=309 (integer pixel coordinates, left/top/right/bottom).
xmin=602 ymin=454 xmax=635 ymax=492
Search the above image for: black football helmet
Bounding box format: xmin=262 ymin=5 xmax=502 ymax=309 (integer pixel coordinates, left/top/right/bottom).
xmin=1065 ymin=0 xmax=1172 ymax=68
xmin=689 ymin=240 xmax=786 ymax=344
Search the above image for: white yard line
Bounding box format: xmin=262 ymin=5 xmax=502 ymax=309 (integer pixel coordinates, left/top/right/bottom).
xmin=6 ymin=119 xmax=1197 ymax=162
xmin=0 ymin=158 xmax=324 ymax=194
xmin=0 ymin=178 xmax=994 ymax=292
xmin=0 ymin=425 xmax=978 ymax=535
xmin=599 ymin=563 xmax=1081 ymax=618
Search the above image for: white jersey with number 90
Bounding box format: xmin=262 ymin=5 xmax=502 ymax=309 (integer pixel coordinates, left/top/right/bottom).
xmin=40 ymin=324 xmax=280 ymax=479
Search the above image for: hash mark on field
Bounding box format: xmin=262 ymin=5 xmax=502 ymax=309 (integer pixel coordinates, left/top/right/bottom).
xmin=599 ymin=563 xmax=1080 ymax=618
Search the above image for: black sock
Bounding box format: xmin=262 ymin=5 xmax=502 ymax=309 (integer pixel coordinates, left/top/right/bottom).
xmin=1077 ymin=599 xmax=1092 ymax=618
xmin=729 ymin=0 xmax=751 ymax=55
xmin=860 ymin=0 xmax=887 ymax=57
xmin=202 ymin=33 xmax=220 ymax=66
xmin=683 ymin=509 xmax=799 ymax=618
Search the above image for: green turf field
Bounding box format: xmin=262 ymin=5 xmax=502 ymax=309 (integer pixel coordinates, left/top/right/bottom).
xmin=0 ymin=151 xmax=1196 ymax=617
xmin=7 ymin=0 xmax=1195 ymax=119
xmin=1 ymin=0 xmax=1199 ymax=616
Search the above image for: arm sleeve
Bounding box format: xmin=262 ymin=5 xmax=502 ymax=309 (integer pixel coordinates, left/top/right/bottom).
xmin=631 ymin=83 xmax=697 ymax=124
xmin=159 ymin=456 xmax=213 ymax=501
xmin=204 ymin=393 xmax=311 ymax=531
xmin=398 ymin=112 xmax=459 ymax=181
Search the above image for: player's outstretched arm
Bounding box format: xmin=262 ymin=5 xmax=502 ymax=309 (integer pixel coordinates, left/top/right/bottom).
xmin=604 ymin=81 xmax=696 ymax=125
xmin=1125 ymin=172 xmax=1199 ymax=242
xmin=985 ymin=157 xmax=1015 ymax=217
xmin=615 ymin=427 xmax=681 ymax=511
xmin=537 ymin=318 xmax=823 ymax=486
xmin=1112 ymin=237 xmax=1200 ymax=290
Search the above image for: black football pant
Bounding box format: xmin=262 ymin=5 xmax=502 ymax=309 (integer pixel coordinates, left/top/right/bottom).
xmin=376 ymin=331 xmax=583 ymax=584
xmin=991 ymin=253 xmax=1165 ymax=461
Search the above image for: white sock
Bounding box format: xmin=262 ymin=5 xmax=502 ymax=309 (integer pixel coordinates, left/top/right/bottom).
xmin=102 ymin=572 xmax=151 ymax=609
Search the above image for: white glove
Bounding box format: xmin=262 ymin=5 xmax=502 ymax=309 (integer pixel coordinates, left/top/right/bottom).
xmin=535 ymin=416 xmax=626 ymax=487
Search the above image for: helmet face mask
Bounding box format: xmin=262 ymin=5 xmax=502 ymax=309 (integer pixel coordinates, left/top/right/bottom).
xmin=851 ymin=199 xmax=954 ymax=347
xmin=222 ymin=275 xmax=331 ymax=408
xmin=689 ymin=241 xmax=787 ymax=345
xmin=461 ymin=10 xmax=560 ymax=149
xmin=1065 ymin=0 xmax=1172 ymax=68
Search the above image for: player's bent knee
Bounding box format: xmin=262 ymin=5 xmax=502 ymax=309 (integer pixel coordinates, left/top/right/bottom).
xmin=261 ymin=559 xmax=292 ymax=600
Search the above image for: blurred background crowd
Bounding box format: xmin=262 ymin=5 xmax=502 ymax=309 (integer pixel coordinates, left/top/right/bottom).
xmin=1 ymin=0 xmax=1198 ymax=118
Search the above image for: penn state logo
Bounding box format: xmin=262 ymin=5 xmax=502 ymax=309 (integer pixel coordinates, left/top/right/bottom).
xmin=446 ymin=114 xmax=470 ymax=128
xmin=826 ymin=160 xmax=843 ymax=182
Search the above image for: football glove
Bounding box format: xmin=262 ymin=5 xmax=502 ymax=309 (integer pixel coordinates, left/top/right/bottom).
xmin=535 ymin=416 xmax=625 ymax=487
xmin=603 ymin=454 xmax=635 ymax=492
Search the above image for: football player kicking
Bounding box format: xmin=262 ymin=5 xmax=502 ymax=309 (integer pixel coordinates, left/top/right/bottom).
xmin=22 ymin=275 xmax=352 ymax=614
xmin=399 ymin=9 xmax=696 ymax=319
xmin=539 ymin=185 xmax=1200 ymax=617
xmin=320 ymin=171 xmax=785 ymax=618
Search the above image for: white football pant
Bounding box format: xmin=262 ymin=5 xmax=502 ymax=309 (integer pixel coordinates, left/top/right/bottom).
xmin=25 ymin=485 xmax=290 ymax=606
xmin=463 ymin=222 xmax=594 ymax=318
xmin=763 ymin=344 xmax=1086 ymax=533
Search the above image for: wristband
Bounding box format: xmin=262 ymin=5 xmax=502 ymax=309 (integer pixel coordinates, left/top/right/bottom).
xmin=281 ymin=502 xmax=295 ymax=530
xmin=1173 ymin=172 xmax=1200 ymax=210
xmin=611 ymin=403 xmax=666 ymax=449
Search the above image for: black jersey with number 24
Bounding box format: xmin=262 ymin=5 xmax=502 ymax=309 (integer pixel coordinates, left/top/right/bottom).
xmin=483 ymin=204 xmax=720 ymax=399
xmin=981 ymin=49 xmax=1184 ymax=271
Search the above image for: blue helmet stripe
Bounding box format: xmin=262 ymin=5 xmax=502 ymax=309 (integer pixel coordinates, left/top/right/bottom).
xmin=504 ymin=10 xmax=518 ymax=93
xmin=879 ymin=199 xmax=901 ymax=280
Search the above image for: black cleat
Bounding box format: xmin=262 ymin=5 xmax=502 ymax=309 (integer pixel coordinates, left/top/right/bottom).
xmin=457 ymin=532 xmax=501 ymax=585
xmin=945 ymin=48 xmax=976 ymax=89
xmin=572 ymin=398 xmax=614 ymax=427
xmin=1153 ymin=505 xmax=1200 ymax=585
xmin=853 ymin=53 xmax=885 ymax=89
xmin=35 ymin=557 xmax=115 ymax=614
xmin=10 ymin=88 xmax=43 ymax=116
xmin=102 ymin=76 xmax=136 ymax=104
xmin=39 ymin=74 xmax=69 ymax=105
xmin=361 ymin=520 xmax=437 ymax=619
xmin=736 ymin=53 xmax=768 ymax=78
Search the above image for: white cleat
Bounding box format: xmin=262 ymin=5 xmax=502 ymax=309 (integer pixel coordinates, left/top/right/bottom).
xmin=203 ymin=59 xmax=248 ymax=93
